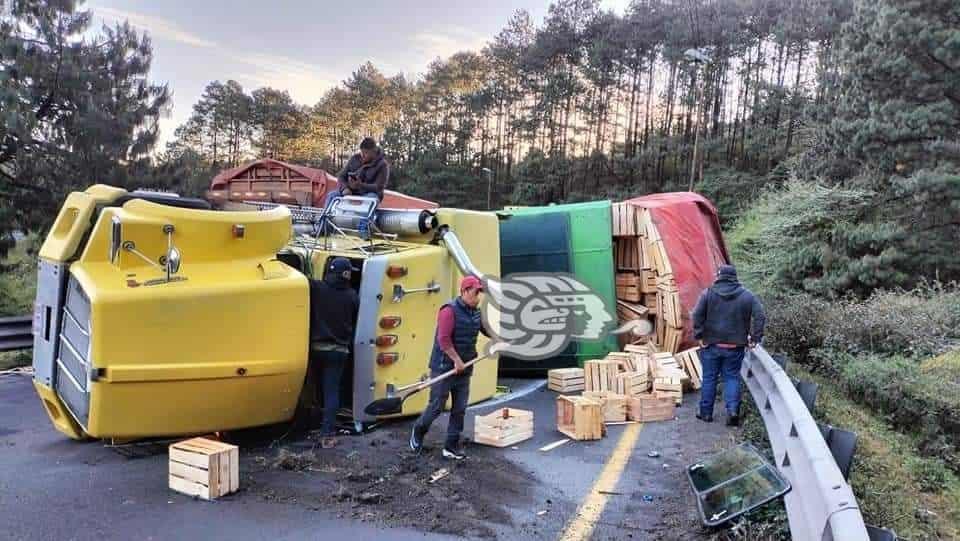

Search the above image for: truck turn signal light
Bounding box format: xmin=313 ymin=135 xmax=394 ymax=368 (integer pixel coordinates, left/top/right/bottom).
xmin=379 ymin=316 xmax=401 ymax=329
xmin=375 ymin=334 xmax=398 ymax=347
xmin=376 ymin=352 xmax=399 ymax=366
xmin=386 ymin=265 xmax=408 ymax=278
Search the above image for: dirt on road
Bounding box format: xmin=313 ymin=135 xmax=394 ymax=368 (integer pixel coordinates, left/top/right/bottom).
xmin=237 ymin=421 xmax=538 ymax=539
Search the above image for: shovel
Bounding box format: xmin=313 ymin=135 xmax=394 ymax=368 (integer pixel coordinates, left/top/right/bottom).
xmin=363 ymin=354 xmax=490 ymax=416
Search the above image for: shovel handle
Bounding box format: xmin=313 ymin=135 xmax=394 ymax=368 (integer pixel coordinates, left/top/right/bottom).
xmin=399 ymin=354 xmax=490 ymax=397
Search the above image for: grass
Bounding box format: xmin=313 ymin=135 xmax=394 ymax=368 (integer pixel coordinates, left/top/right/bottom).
xmin=0 ymin=235 xmax=39 ymax=370
xmin=0 ymin=234 xmax=38 ymax=317
xmin=789 ymin=364 xmax=960 ymax=540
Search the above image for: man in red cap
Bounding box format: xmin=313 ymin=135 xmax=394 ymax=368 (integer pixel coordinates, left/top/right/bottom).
xmin=410 ymin=275 xmax=486 ymax=459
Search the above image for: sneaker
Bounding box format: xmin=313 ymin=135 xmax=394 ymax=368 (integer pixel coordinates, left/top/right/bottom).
xmin=409 ymin=426 xmax=424 ymax=452
xmin=726 ymin=415 xmax=740 ymax=427
xmin=695 ymin=412 xmax=713 ymax=423
xmin=442 ymin=446 xmax=466 ymax=460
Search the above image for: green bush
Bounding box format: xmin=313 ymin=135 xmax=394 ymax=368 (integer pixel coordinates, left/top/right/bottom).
xmin=822 ymin=284 xmax=960 ymax=358
xmin=753 ymin=284 xmax=959 ymax=367
xmin=838 ymin=353 xmax=960 ymax=472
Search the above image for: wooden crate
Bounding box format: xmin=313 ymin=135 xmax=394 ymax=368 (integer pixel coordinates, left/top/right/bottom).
xmin=614 ymin=237 xmax=644 ymax=271
xmin=648 ymin=239 xmax=673 ymax=277
xmin=615 ymin=372 xmax=650 ymax=397
xmin=675 ymin=347 xmax=703 ymax=390
xmin=556 ymin=396 xmax=605 ymax=440
xmin=474 ymin=408 xmax=534 ymax=447
xmin=168 ymin=437 xmax=239 ymax=500
xmin=604 ymin=351 xmax=636 ymax=372
xmin=654 ymin=368 xmax=684 ymax=405
xmin=583 ymin=391 xmax=628 ymax=423
xmin=612 ymin=202 xmax=638 ymax=236
xmin=640 ymin=270 xmax=658 ymax=293
xmin=616 ymin=284 xmax=642 ymax=302
xmin=616 ymin=300 xmax=649 ymax=323
xmin=657 ymin=282 xmax=683 ymax=328
xmin=628 ymin=394 xmax=676 ymax=422
xmin=643 ymin=293 xmax=658 ymax=314
xmin=585 ymin=359 xmax=622 ymax=392
xmin=616 ymin=272 xmax=640 ymax=287
xmin=663 ymin=325 xmax=683 ymax=353
xmin=548 ymin=367 xmax=585 ymax=393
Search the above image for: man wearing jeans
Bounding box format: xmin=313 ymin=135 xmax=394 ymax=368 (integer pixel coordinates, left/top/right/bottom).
xmin=410 ymin=276 xmax=486 ymax=460
xmin=307 ymin=257 xmax=359 ymax=448
xmin=691 ymin=264 xmax=766 ymax=427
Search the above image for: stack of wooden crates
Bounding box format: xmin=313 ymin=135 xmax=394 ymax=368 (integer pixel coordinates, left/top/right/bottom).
xmin=548 ymin=343 xmax=704 ymax=438
xmin=612 ymin=202 xmax=684 ymax=353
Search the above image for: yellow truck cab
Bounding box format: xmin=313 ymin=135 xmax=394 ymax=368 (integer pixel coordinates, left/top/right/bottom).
xmin=32 ymin=185 xmax=499 ymax=440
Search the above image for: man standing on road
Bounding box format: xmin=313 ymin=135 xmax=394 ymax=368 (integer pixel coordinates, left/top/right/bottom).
xmin=691 ymin=264 xmax=765 ymax=427
xmin=326 ymin=137 xmax=389 ymax=207
xmin=410 ymin=276 xmax=486 ymax=460
xmin=307 ymin=257 xmax=360 ymax=448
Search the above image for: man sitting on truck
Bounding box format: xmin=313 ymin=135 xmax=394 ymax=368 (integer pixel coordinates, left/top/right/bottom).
xmin=325 ymin=137 xmax=389 ymax=207
xmin=409 ymin=276 xmax=487 ymax=460
xmin=306 ymin=257 xmax=360 ymax=448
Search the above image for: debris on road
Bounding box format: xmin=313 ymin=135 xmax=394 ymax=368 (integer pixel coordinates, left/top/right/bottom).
xmin=539 ymin=438 xmax=570 ymax=452
xmin=647 ymin=450 xmax=661 ymax=458
xmin=428 ymin=468 xmax=450 ymax=484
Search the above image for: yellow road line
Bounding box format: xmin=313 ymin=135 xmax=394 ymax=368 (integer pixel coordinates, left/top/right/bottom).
xmin=558 ymin=423 xmax=644 ymax=541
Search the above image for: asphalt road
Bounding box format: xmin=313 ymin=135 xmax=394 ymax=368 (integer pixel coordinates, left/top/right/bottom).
xmin=0 ymin=374 xmax=736 ymax=540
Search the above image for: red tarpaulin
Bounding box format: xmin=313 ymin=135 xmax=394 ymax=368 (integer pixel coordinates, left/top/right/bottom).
xmin=625 ymin=192 xmax=730 ymax=349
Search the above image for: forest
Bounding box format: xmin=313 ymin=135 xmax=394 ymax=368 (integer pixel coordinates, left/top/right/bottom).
xmin=2 ymin=0 xmax=959 ymax=536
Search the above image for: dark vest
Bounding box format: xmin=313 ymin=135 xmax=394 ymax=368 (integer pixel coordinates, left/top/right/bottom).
xmin=429 ymin=298 xmax=481 ymax=375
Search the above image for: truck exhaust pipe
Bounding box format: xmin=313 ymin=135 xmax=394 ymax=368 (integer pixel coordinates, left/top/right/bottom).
xmin=439 ymin=228 xmax=483 ymax=279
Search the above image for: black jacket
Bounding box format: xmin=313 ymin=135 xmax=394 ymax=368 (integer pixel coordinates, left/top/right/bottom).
xmin=337 ymin=150 xmax=389 ymax=201
xmin=691 ymin=276 xmax=766 ymax=346
xmin=309 ymin=275 xmax=360 ymax=348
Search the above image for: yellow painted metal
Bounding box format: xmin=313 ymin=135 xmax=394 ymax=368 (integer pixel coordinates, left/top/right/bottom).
xmin=293 ymin=206 xmax=502 ymax=418
xmin=33 ymin=381 xmax=86 ymax=440
xmin=36 ymin=185 xmax=501 ymax=439
xmin=35 ymin=191 xmax=309 ymax=439
xmin=38 ymin=184 xmax=127 ymax=261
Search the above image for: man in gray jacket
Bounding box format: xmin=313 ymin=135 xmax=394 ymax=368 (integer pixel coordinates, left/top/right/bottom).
xmin=691 ymin=264 xmax=765 ymax=426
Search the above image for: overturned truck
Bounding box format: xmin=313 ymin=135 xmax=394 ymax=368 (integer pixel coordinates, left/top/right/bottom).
xmin=31 ymin=185 xmax=499 ymax=440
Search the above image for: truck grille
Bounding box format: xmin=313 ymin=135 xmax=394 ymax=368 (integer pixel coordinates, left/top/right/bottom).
xmin=55 ymin=277 xmax=91 ymax=427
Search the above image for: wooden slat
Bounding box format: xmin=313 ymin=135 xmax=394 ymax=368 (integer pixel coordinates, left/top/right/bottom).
xmin=169 ymin=474 xmax=211 ymax=500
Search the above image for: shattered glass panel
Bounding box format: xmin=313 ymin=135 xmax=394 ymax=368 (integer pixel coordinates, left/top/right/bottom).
xmin=686 ymin=443 xmax=790 ymax=526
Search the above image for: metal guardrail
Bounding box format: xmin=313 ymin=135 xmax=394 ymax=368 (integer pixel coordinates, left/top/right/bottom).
xmin=742 ymin=346 xmax=869 ymax=541
xmin=0 ymin=315 xmax=33 ymax=352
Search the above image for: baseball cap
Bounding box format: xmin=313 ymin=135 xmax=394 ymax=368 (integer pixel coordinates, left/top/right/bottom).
xmin=460 ymin=275 xmax=483 ymax=292
xmin=328 ymin=257 xmax=357 ymax=274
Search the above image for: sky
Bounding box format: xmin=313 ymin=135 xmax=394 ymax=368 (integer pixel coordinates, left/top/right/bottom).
xmin=86 ymin=0 xmax=631 ymax=150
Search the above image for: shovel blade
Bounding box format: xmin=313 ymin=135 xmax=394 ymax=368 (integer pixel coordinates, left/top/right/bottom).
xmin=364 ymin=396 xmax=404 ymax=416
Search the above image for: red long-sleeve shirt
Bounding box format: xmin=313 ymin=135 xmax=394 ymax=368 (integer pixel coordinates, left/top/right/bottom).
xmin=436 ymin=305 xmax=489 ymax=354
xmin=436 ymin=305 xmax=457 ymax=352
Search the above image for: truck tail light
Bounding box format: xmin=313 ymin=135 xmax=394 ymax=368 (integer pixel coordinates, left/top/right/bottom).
xmin=386 ymin=265 xmax=407 ymax=278
xmin=377 ymin=353 xmax=399 ymax=366
xmin=375 ymin=334 xmax=398 ymax=347
xmin=379 ymin=316 xmax=401 ymax=329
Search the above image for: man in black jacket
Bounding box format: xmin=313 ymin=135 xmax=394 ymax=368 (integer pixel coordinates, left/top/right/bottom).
xmin=325 ymin=137 xmax=389 ymax=207
xmin=691 ymin=264 xmax=766 ymax=426
xmin=306 ymin=257 xmax=360 ymax=448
